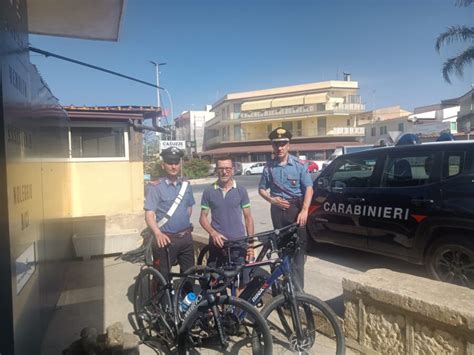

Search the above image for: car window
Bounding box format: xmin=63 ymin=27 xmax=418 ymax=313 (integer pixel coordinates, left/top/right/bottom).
xmin=345 ymin=146 xmax=372 ymax=154
xmin=443 ymin=152 xmax=464 ymax=179
xmin=330 ymin=156 xmax=378 ymax=188
xmin=381 ymin=153 xmax=435 ymax=188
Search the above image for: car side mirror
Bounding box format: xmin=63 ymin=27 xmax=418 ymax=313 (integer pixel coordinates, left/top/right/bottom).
xmin=317 ymin=177 xmax=329 ymax=190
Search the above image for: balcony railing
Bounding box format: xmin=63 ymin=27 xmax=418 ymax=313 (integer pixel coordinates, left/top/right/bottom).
xmin=329 ymin=127 xmax=365 ymax=135
xmin=204 ymin=126 xmax=366 ymax=148
xmin=239 ymin=105 xmax=317 ymax=120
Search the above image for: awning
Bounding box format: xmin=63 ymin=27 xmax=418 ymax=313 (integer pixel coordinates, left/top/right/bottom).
xmin=304 ymin=93 xmax=327 ymax=104
xmin=27 ymin=0 xmax=125 ymax=41
xmin=272 ymin=95 xmax=305 ymax=108
xmin=241 ymin=99 xmax=273 ymax=111
xmin=202 ymin=142 xmax=363 ymax=155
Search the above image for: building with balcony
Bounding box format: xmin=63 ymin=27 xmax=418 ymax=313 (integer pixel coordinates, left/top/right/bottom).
xmin=175 ymin=105 xmax=215 ymax=156
xmin=203 ymin=80 xmax=366 ymax=162
xmin=456 ymin=89 xmax=473 ymax=134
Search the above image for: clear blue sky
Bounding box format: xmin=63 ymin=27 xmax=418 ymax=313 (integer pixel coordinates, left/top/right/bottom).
xmin=30 ymin=0 xmax=473 ymax=124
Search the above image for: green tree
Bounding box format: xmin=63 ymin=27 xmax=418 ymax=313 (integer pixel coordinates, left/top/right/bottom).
xmin=435 ymin=0 xmax=474 ymax=83
xmin=183 ymin=159 xmax=211 ymax=179
xmin=145 ymin=159 xmax=210 ymax=180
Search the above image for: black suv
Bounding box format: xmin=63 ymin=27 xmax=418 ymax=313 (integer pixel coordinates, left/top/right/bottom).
xmin=307 ymin=140 xmax=474 ymax=288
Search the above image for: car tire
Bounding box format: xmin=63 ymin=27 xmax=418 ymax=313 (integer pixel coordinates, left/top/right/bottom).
xmin=245 ymin=170 xmax=251 ymax=175
xmin=425 ymin=235 xmax=474 ymax=289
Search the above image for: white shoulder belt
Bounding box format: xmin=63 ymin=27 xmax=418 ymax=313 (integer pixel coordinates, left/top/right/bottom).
xmin=157 ymin=181 xmax=189 ymax=228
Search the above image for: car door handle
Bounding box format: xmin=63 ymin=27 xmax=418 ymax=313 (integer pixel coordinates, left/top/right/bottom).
xmin=410 ymin=198 xmax=434 ymax=206
xmin=348 ymin=197 xmax=365 ymax=204
xmin=314 ymin=217 xmax=329 ymax=223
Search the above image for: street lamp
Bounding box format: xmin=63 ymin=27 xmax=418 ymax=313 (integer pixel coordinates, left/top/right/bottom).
xmin=150 ymin=61 xmax=167 ymax=109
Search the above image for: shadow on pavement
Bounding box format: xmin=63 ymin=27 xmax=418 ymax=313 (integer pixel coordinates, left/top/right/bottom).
xmin=307 ymin=241 xmax=426 ymax=278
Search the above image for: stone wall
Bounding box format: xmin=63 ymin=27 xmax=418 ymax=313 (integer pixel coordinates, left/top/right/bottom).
xmin=342 ymin=269 xmax=474 ymax=355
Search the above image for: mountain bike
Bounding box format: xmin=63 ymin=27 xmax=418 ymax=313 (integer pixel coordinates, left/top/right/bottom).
xmin=177 ymin=224 xmax=345 ymax=354
xmin=132 ymin=246 xmax=273 ymax=354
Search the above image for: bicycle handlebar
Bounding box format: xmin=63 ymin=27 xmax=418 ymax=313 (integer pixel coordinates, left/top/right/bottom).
xmin=221 ymin=222 xmax=300 ymax=248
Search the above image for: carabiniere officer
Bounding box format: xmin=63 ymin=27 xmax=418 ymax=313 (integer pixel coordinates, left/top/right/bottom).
xmin=258 ymin=127 xmax=314 ymax=289
xmin=144 ymin=146 xmax=195 ymax=282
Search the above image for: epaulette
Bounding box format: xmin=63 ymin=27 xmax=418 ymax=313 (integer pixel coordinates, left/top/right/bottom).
xmin=149 ymin=177 xmax=164 ymax=186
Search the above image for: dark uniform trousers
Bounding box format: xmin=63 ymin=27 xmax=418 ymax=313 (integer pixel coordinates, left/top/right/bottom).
xmin=152 ymin=230 xmax=194 ymax=282
xmin=270 ymin=200 xmax=307 ymax=289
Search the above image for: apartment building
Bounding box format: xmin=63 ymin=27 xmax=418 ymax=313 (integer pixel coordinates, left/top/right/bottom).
xmin=203 ymin=79 xmax=366 ymax=162
xmin=175 ymin=105 xmax=215 ymax=156
xmin=454 ymin=89 xmax=473 ymax=134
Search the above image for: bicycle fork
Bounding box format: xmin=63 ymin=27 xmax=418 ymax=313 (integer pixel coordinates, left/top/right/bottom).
xmin=286 ymin=276 xmax=309 ymax=353
xmin=208 ymin=294 xmax=229 ymax=350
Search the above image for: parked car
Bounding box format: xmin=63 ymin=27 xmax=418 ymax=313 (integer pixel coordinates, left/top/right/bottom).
xmin=233 ymin=161 xmax=243 ymax=175
xmin=208 ymin=163 xmax=216 ymax=176
xmin=244 ymin=162 xmax=266 ymax=175
xmin=307 ymin=139 xmax=474 ymax=288
xmin=304 ymin=160 xmax=319 ymax=173
xmin=321 ymin=144 xmax=374 ymax=170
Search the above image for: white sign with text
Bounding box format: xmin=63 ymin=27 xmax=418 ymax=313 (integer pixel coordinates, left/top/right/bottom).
xmin=160 ymin=140 xmax=186 ymax=151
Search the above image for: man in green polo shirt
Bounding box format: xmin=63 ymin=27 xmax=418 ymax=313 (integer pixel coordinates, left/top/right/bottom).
xmin=199 ymin=156 xmax=255 ymax=269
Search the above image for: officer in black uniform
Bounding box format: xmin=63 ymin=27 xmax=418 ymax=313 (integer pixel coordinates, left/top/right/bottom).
xmin=144 ymin=147 xmax=195 ymax=282
xmin=258 ymin=127 xmax=314 ymax=289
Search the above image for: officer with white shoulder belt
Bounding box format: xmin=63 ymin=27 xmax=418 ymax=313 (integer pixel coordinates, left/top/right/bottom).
xmin=144 ymin=147 xmax=195 ymax=281
xmin=258 ymin=127 xmax=314 ymax=289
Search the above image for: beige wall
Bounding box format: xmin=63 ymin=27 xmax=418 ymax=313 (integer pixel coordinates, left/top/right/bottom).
xmin=68 ymin=161 xmax=144 ymax=217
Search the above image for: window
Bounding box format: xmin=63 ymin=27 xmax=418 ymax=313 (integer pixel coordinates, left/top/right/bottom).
xmin=306 ymin=151 xmax=325 ymax=160
xmin=330 ymin=156 xmax=377 ymax=188
xmin=443 ymin=152 xmax=464 ymax=178
xmin=317 ymin=103 xmax=325 ymax=111
xmin=398 ymin=123 xmax=404 ymax=132
xmin=382 ymin=153 xmax=435 ymax=187
xmin=233 ymin=103 xmax=241 ymax=118
xmin=347 ymin=119 xmax=351 ymax=127
xmin=267 ymin=124 xmax=272 ymax=133
xmin=234 ymin=125 xmax=241 ymax=140
xmin=379 ymin=126 xmax=387 ymax=135
xmin=282 ymin=121 xmax=292 ymax=132
xmin=371 ymin=127 xmax=376 ymax=136
xmin=70 ymin=127 xmax=126 ymax=158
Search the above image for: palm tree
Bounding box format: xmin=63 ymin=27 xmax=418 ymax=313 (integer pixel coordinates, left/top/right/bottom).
xmin=435 ymin=0 xmax=474 ymax=83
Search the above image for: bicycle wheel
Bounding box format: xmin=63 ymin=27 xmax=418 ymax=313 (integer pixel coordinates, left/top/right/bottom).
xmin=133 ymin=267 xmax=174 ymax=344
xmin=178 ymin=295 xmax=273 ymax=355
xmin=197 ymin=244 xmax=210 ymax=266
xmin=256 ymin=292 xmax=345 ymax=355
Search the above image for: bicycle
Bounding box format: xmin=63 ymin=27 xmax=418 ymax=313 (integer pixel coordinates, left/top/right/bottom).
xmin=177 ymin=224 xmax=345 ymax=354
xmin=132 ymin=246 xmax=273 ymax=354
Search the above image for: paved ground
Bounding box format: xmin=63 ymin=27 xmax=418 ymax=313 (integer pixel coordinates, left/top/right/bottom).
xmin=41 ymin=174 xmax=426 ymax=354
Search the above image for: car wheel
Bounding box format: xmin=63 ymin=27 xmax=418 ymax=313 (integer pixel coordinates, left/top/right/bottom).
xmin=245 ymin=170 xmax=251 ymax=175
xmin=425 ymin=236 xmax=474 ymax=289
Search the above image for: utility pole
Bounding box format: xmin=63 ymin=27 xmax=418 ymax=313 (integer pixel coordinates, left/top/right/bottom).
xmin=150 ymin=61 xmax=166 ymax=108
xmin=150 ymin=61 xmax=167 ymax=153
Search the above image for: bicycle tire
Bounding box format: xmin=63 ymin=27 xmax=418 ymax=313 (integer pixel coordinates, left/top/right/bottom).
xmin=197 ymin=244 xmax=210 ymax=266
xmin=255 ymin=292 xmax=345 ymax=355
xmin=133 ymin=267 xmax=174 ymax=344
xmin=177 ymin=295 xmax=273 ymax=355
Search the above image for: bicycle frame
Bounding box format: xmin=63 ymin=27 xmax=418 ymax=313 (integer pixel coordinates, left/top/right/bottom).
xmin=219 ymin=227 xmax=308 ymax=343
